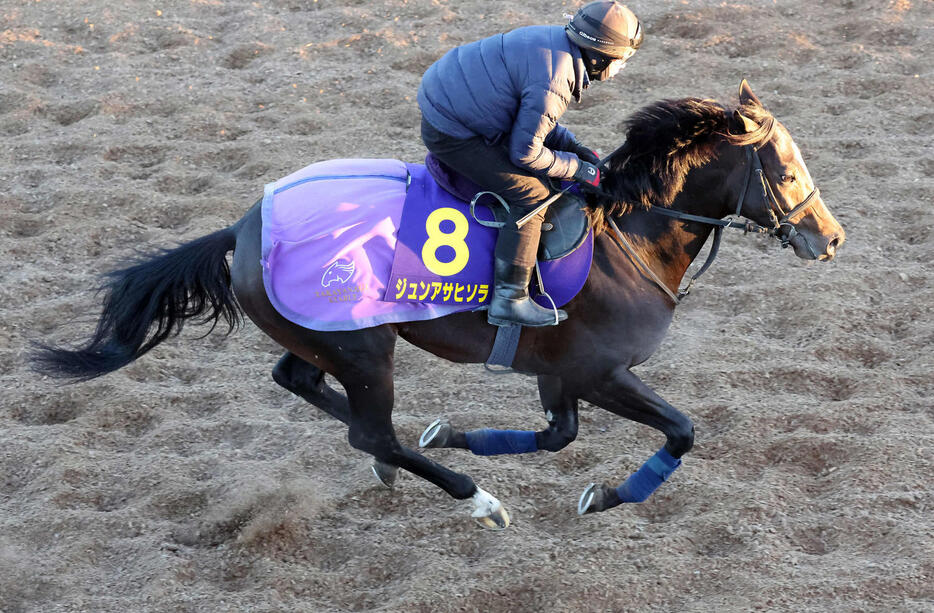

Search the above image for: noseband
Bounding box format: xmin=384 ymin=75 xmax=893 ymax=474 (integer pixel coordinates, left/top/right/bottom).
xmin=746 ymin=145 xmax=821 ymax=251
xmin=604 ymin=126 xmax=823 ymax=303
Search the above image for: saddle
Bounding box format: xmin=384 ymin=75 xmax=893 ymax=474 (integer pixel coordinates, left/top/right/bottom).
xmin=425 ymin=154 xmax=591 ymax=261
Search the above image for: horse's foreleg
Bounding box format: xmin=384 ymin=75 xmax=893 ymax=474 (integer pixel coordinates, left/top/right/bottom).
xmin=342 ymin=372 xmax=509 ymax=529
xmin=577 ymin=366 xmax=694 ymax=515
xmin=418 ymin=375 xmax=579 ymax=455
xmin=535 ymin=374 xmax=580 ymax=452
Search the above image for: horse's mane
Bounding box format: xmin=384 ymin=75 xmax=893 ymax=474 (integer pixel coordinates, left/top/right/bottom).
xmin=587 ymin=97 xmax=775 ymax=229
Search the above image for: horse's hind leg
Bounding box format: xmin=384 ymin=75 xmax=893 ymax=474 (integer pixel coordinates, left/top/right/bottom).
xmin=419 ymin=374 xmax=579 ymax=455
xmin=272 ymin=352 xmax=349 ymax=423
xmin=338 ymin=362 xmax=510 ymax=529
xmin=272 ymin=351 xmax=398 ymax=487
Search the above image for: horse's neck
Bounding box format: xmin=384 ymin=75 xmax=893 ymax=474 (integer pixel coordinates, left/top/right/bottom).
xmin=609 ymin=206 xmax=714 ymax=294
xmin=607 ymin=166 xmax=733 ymax=295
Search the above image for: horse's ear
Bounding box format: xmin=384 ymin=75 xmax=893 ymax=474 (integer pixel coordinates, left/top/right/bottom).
xmin=733 ymin=110 xmax=759 ymax=134
xmin=739 ymin=79 xmax=764 ymax=108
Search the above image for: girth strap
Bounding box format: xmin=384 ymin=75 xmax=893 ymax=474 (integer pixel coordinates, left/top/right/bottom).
xmin=485 ymin=324 xmax=522 ymax=370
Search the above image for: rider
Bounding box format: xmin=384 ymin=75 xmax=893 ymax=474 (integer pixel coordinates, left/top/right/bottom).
xmin=418 ymin=1 xmax=643 ymax=327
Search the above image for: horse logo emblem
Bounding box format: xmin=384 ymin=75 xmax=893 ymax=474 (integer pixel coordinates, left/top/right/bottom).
xmin=321 ymin=259 xmax=355 ymax=287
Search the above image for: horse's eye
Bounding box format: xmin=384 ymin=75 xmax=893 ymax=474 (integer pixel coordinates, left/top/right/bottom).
xmin=780 ymin=174 xmax=796 ymax=183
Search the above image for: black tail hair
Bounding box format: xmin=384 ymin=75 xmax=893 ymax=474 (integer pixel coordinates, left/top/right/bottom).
xmin=31 ymin=227 xmax=242 ymax=382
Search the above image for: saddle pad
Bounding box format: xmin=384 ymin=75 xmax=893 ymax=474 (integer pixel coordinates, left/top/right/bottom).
xmin=261 ymin=159 xmax=592 ymax=331
xmin=387 ymin=163 xmax=593 ymax=308
xmin=425 ymin=153 xmax=591 ymax=260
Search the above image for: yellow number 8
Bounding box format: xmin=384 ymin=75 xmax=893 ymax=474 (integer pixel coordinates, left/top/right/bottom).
xmin=422 ymin=207 xmax=470 ymax=276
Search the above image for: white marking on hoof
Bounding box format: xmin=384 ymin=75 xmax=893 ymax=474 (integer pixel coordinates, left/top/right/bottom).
xmin=419 ymin=418 xmax=444 ymax=448
xmin=471 ymin=487 xmax=510 ymax=530
xmin=578 ymin=483 xmax=597 ymax=516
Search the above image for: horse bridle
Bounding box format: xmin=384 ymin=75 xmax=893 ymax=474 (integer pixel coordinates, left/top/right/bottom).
xmin=751 ymin=148 xmax=821 ymax=251
xmin=603 ymin=120 xmax=823 ymax=303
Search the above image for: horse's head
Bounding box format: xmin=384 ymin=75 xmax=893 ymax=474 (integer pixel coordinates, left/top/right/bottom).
xmin=594 ymin=88 xmax=845 ymax=262
xmin=729 ymin=80 xmax=845 ymax=261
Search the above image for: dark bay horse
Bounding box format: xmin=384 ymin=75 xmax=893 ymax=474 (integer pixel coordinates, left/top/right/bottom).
xmin=33 ymin=81 xmax=844 ymax=529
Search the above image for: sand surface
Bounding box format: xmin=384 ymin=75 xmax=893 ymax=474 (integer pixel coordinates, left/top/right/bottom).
xmin=1 ymin=1 xmax=932 ymax=611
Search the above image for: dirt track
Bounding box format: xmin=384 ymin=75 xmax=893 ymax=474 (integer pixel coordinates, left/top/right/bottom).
xmin=1 ymin=1 xmax=932 ymax=611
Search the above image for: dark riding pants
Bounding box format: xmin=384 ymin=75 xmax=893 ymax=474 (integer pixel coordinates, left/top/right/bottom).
xmin=421 ymin=118 xmax=552 ymax=267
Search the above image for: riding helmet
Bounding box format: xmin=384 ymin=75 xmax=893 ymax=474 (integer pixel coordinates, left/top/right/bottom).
xmin=565 ymin=1 xmax=643 ymax=79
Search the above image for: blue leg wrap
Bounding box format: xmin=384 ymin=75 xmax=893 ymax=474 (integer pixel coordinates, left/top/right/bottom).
xmin=465 ymin=429 xmax=538 ymax=456
xmin=615 ymin=447 xmax=682 ymax=503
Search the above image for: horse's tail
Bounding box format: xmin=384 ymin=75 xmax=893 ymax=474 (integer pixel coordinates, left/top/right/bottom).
xmin=32 ymin=226 xmax=242 ymax=382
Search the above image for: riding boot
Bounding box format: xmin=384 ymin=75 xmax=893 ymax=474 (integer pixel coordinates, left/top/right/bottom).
xmin=487 ymin=207 xmax=568 ymax=327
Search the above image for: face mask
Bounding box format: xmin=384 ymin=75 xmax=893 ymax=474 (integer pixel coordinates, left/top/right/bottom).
xmin=603 ymin=58 xmax=628 ymax=80
xmin=584 ymin=49 xmax=634 ymax=81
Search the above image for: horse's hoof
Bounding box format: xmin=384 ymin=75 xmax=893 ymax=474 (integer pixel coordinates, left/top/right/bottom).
xmin=371 ymin=461 xmax=398 ymax=488
xmin=471 ymin=487 xmax=510 ymax=530
xmin=419 ymin=418 xmax=452 ymax=449
xmin=578 ymin=482 xmax=620 ymax=515
xmin=474 ymin=505 xmax=511 ymax=530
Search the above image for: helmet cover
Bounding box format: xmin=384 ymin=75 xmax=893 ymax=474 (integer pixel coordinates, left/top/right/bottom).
xmin=566 ymin=1 xmax=643 ymax=59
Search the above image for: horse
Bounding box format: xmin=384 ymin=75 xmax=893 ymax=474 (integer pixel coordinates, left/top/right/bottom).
xmin=32 ymin=81 xmax=845 ymax=529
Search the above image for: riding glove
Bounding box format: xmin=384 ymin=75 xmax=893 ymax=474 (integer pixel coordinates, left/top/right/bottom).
xmin=571 ymin=141 xmax=601 ymax=166
xmin=573 ymin=160 xmax=601 ymax=189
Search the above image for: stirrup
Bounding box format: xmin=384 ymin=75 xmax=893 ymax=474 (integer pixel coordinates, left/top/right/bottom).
xmin=486 ymin=262 xmax=565 ymax=327
xmin=487 ymin=301 xmax=565 ymax=328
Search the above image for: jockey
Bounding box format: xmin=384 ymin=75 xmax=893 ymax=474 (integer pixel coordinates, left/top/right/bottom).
xmin=418 ymin=1 xmax=643 ymax=327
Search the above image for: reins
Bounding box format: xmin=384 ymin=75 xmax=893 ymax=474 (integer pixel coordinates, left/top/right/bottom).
xmin=605 ymin=217 xmax=682 ymax=304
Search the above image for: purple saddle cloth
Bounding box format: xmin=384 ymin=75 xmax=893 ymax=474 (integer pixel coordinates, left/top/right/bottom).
xmin=424 ymin=152 xmax=486 ymax=203
xmin=261 ymin=158 xmax=593 ymax=331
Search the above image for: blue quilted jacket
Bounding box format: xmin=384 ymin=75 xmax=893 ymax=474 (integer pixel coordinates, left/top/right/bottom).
xmin=417 ymin=25 xmax=589 ymax=180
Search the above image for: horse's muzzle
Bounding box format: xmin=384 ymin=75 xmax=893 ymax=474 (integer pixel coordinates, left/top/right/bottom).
xmin=788 ymin=225 xmax=845 ymax=261
xmin=787 ymin=197 xmax=846 ymax=261
xmin=822 ymin=231 xmax=845 ymax=261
